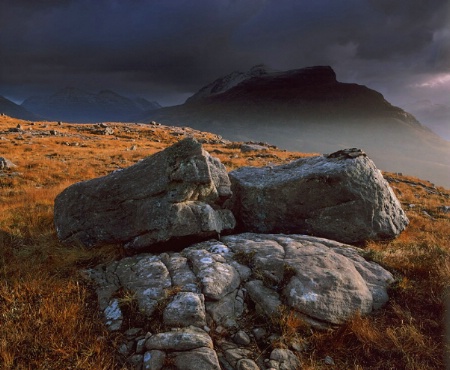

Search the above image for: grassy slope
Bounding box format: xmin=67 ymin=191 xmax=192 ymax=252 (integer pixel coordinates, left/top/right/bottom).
xmin=0 ymin=116 xmax=449 ymax=369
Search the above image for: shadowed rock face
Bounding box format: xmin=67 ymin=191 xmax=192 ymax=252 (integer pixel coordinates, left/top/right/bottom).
xmin=54 ymin=137 xmax=235 ymax=251
xmin=229 ymin=148 xmax=409 ymax=244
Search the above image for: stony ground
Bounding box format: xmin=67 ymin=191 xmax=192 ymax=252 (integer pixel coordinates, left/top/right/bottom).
xmin=0 ymin=115 xmax=449 ymax=369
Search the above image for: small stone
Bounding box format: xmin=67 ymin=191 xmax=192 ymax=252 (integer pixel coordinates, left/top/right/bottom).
xmin=233 ymin=330 xmax=251 ymax=346
xmin=270 ymin=349 xmax=301 ymax=370
xmin=290 ymin=340 xmax=305 ymax=352
xmin=172 ymin=347 xmax=221 ymax=369
xmin=118 ymin=341 xmax=134 ymax=356
xmin=0 ymin=157 xmax=17 ymax=170
xmin=438 ymin=205 xmax=450 ymax=213
xmin=145 ymin=327 xmax=213 ymax=351
xmin=125 ymin=327 xmax=143 ymax=338
xmin=136 ymin=338 xmax=146 ymax=354
xmin=143 ymin=350 xmax=165 ymax=370
xmin=224 ymin=348 xmax=252 ymax=368
xmin=128 ymin=354 xmax=143 ymax=369
xmin=324 ymin=355 xmax=335 ymax=365
xmin=104 ymin=299 xmax=122 ymax=331
xmin=236 ymin=358 xmax=260 ymax=370
xmin=252 ymin=327 xmax=267 ymax=341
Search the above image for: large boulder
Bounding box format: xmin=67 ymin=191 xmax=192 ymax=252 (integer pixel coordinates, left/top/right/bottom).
xmin=228 ymin=148 xmax=408 ymax=244
xmin=54 ymin=138 xmax=235 ymax=251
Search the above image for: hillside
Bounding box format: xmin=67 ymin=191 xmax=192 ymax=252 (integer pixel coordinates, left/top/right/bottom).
xmin=0 ymin=115 xmax=449 ymax=369
xmin=21 ymin=87 xmax=161 ymax=123
xmin=143 ymin=66 xmax=450 ymax=188
xmin=0 ymin=96 xmax=42 ymax=121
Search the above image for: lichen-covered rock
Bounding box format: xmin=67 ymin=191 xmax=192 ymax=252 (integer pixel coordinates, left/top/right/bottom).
xmin=85 ymin=233 xmax=395 ymax=368
xmin=54 ymin=138 xmax=235 ymax=251
xmin=163 ymin=292 xmax=207 ymax=328
xmin=143 ymin=350 xmax=165 ymax=370
xmin=270 ymin=348 xmax=302 ymax=370
xmin=145 ymin=327 xmax=213 ymax=351
xmin=172 ymin=347 xmax=221 ymax=370
xmin=229 ymin=148 xmax=408 ymax=244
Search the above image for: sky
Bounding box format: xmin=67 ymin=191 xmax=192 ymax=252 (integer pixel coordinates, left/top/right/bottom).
xmin=0 ymin=0 xmax=449 ymax=117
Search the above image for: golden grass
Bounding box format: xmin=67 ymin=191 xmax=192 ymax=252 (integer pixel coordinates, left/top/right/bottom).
xmin=1 ymin=116 xmax=449 ymax=368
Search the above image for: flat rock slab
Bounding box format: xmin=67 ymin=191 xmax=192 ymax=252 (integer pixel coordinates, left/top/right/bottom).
xmin=229 ymin=148 xmax=409 ymax=244
xmin=86 ymin=233 xmax=394 ymax=368
xmin=54 ymin=138 xmax=235 ymax=251
xmin=86 ymin=233 xmax=394 ymax=333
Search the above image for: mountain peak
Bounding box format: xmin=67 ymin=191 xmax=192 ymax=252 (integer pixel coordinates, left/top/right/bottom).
xmin=186 ymin=64 xmax=277 ymax=103
xmin=186 ymin=65 xmax=338 ymax=104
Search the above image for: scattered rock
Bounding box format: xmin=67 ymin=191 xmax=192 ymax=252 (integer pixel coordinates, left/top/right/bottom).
xmin=143 ymin=350 xmax=165 ymax=370
xmin=438 ymin=205 xmax=450 ymax=214
xmin=233 ymin=330 xmax=251 ymax=346
xmin=145 ymin=327 xmax=213 ymax=351
xmin=241 ymin=143 xmax=269 ymax=153
xmin=54 ymin=138 xmax=236 ymax=250
xmin=229 ymin=148 xmax=409 ymax=244
xmin=236 ymin=358 xmax=260 ymax=370
xmin=269 ymin=348 xmax=301 ymax=370
xmin=324 ymin=355 xmax=335 ymax=365
xmin=0 ymin=157 xmax=17 ymax=170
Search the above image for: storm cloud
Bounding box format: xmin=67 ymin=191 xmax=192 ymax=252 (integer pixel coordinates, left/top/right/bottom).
xmin=0 ymin=0 xmax=449 ymax=108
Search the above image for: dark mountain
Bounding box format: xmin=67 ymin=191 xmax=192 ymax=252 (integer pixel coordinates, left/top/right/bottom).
xmin=0 ymin=96 xmax=42 ymax=121
xmin=142 ymin=65 xmax=450 ymax=188
xmin=186 ymin=64 xmax=273 ymax=103
xmin=21 ymin=88 xmax=161 ymax=122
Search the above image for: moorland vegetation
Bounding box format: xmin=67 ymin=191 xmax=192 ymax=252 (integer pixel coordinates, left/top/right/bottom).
xmin=0 ymin=115 xmax=449 ymax=369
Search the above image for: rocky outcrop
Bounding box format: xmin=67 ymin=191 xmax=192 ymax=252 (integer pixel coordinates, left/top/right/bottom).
xmin=229 ymin=148 xmax=409 ymax=244
xmin=54 ymin=138 xmax=235 ymax=251
xmin=84 ymin=233 xmax=394 ymax=369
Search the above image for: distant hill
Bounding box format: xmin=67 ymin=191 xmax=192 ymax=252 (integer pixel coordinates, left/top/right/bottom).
xmin=0 ymin=96 xmax=42 ymax=121
xmin=141 ymin=65 xmax=450 ymax=188
xmin=21 ymin=88 xmax=161 ymax=122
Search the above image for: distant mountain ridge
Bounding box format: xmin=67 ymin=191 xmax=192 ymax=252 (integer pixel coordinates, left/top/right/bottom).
xmin=21 ymin=87 xmax=161 ymax=122
xmin=0 ymin=96 xmax=42 ymax=121
xmin=186 ymin=64 xmax=273 ymax=103
xmin=143 ymin=65 xmax=450 ymax=188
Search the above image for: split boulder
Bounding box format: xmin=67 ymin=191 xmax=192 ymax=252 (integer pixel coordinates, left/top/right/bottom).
xmin=54 ymin=138 xmax=236 ymax=251
xmin=229 ymin=148 xmax=409 ymax=244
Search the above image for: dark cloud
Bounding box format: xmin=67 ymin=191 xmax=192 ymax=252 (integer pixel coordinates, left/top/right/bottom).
xmin=0 ymin=0 xmax=449 ymax=107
